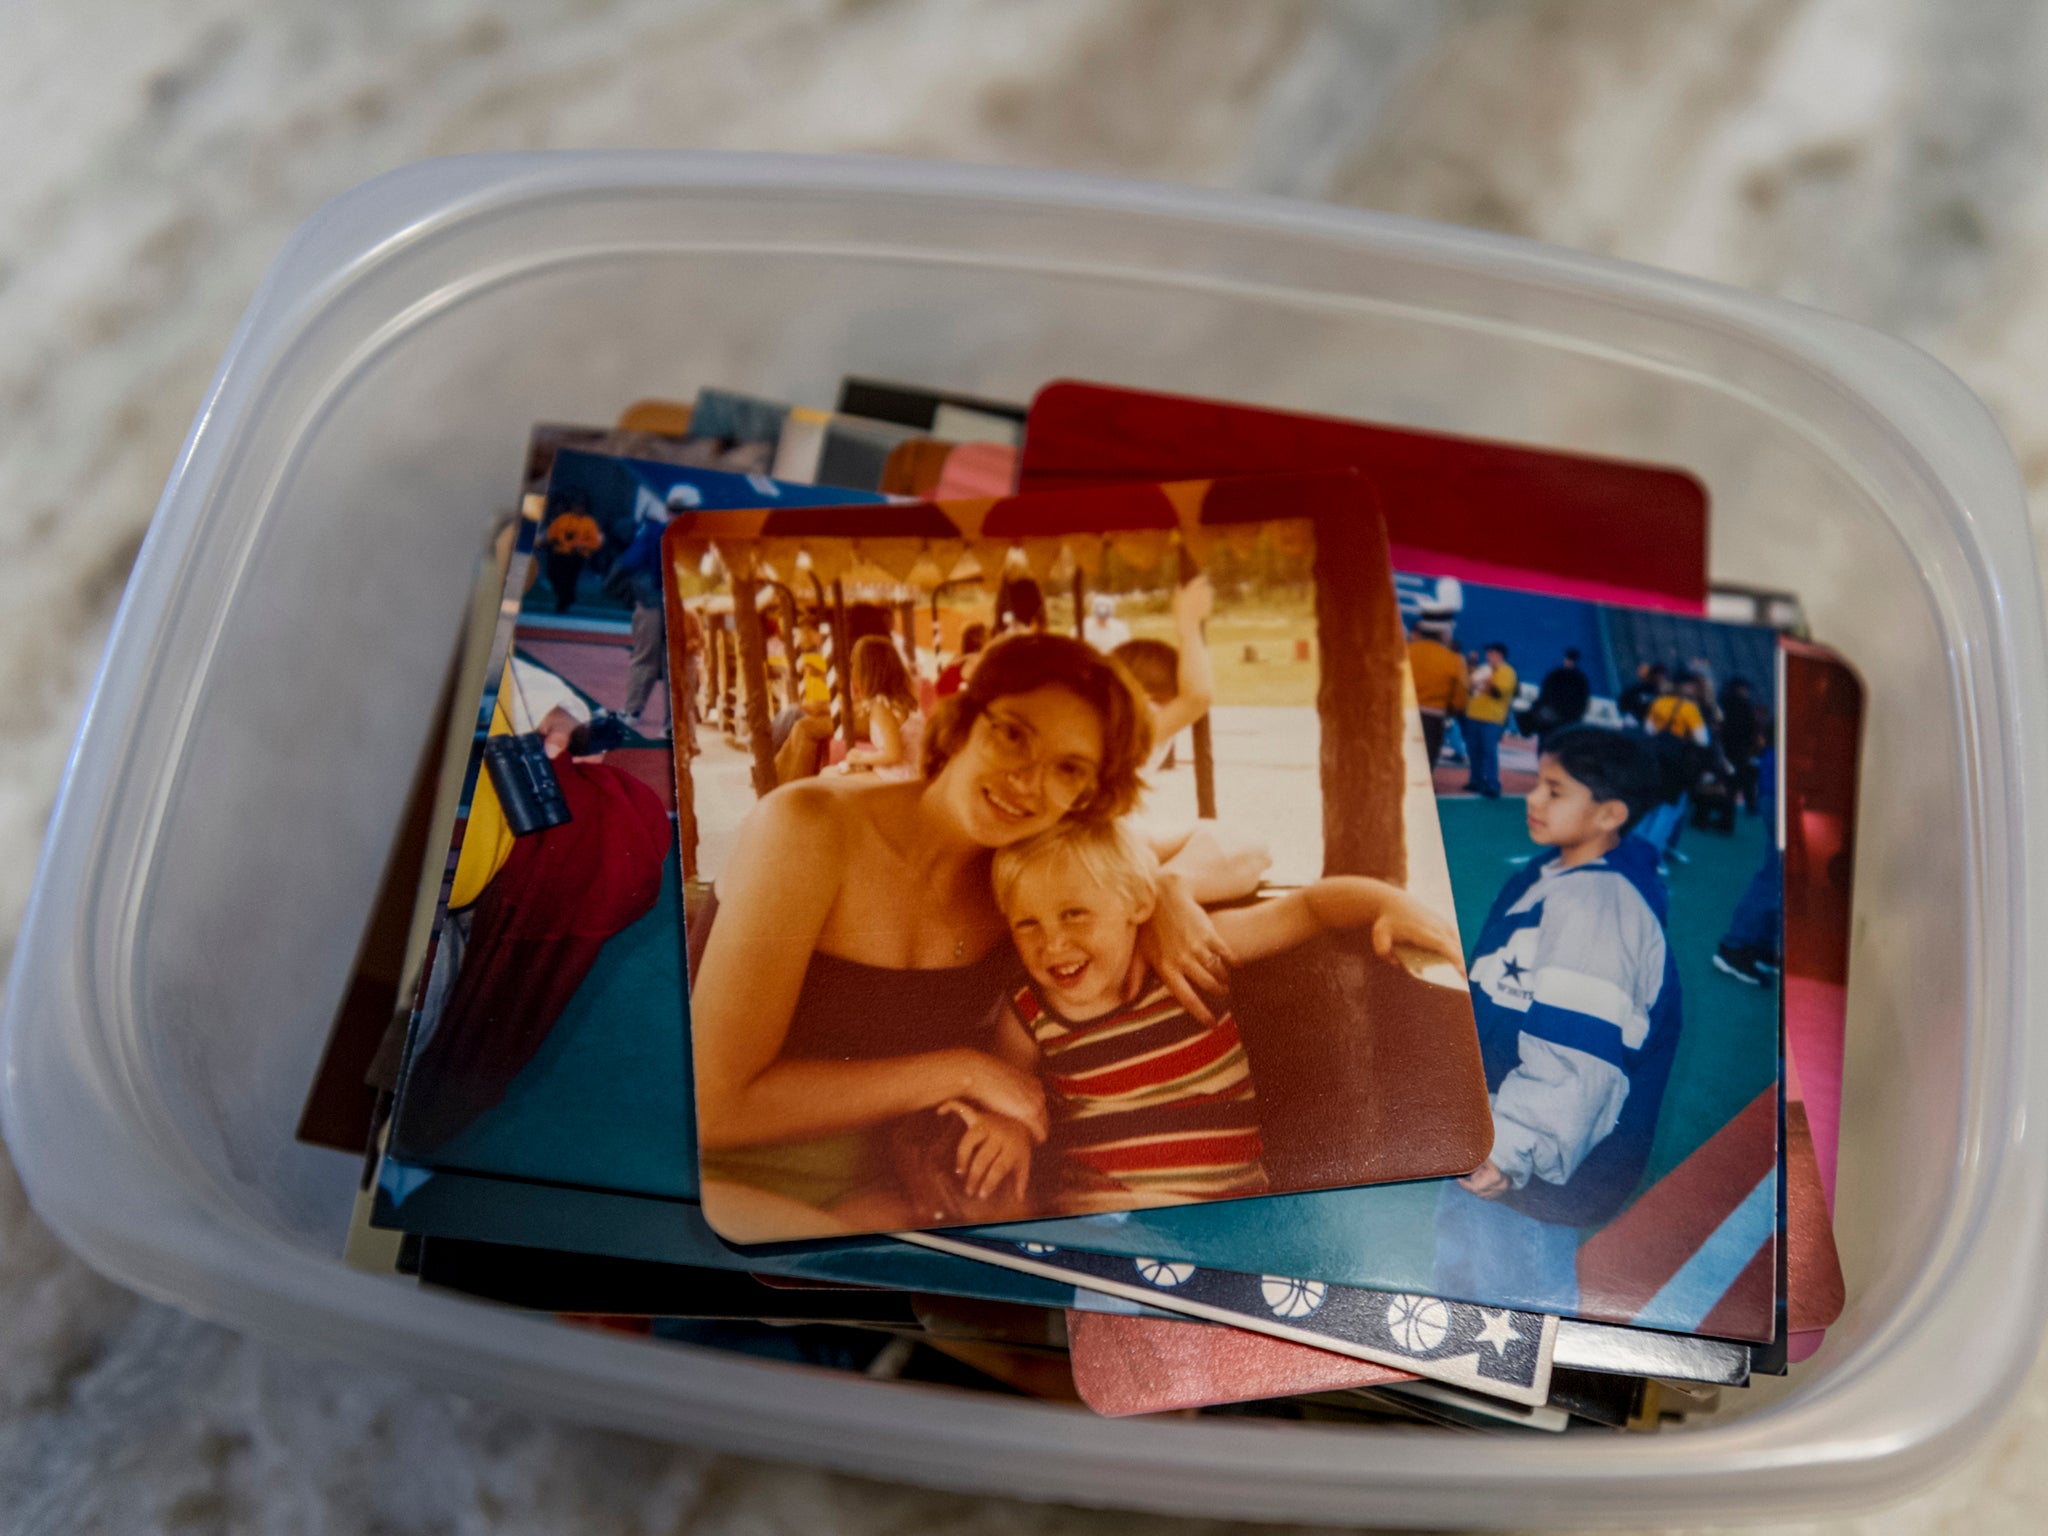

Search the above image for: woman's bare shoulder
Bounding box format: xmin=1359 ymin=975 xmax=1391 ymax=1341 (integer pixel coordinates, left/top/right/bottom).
xmin=737 ymin=776 xmax=919 ymax=867
xmin=732 ymin=778 xmax=856 ymax=871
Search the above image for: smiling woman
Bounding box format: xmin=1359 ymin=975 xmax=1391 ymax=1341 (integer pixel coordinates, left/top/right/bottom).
xmin=923 ymin=632 xmax=1154 ymax=828
xmin=675 ymin=470 xmax=1492 ymax=1241
xmin=689 ymin=631 xmax=1263 ymax=1243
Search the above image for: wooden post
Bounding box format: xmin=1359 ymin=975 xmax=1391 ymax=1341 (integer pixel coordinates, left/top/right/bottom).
xmin=1191 ymin=717 xmax=1218 ymax=820
xmin=774 ymin=584 xmax=801 ymax=713
xmin=705 ymin=619 xmax=724 ymax=738
xmin=1071 ymin=569 xmax=1086 ymax=641
xmin=897 ymin=598 xmax=918 ymax=664
xmin=1314 ymin=515 xmax=1405 ymax=881
xmin=675 ymin=749 xmax=699 ymax=881
xmin=691 ymin=627 xmax=707 ymax=725
xmin=832 ymin=580 xmax=859 ymax=753
xmin=718 ymin=617 xmax=738 ymax=742
xmin=730 ymin=576 xmax=780 ymax=798
xmin=806 ymin=572 xmax=845 ymax=742
xmin=705 ymin=619 xmax=719 ymax=737
xmin=670 ymin=601 xmax=701 ymax=881
xmin=1176 ymin=548 xmax=1218 ymax=820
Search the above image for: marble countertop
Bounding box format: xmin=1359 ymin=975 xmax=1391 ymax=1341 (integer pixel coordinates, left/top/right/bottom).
xmin=6 ymin=2 xmax=2048 ymax=1530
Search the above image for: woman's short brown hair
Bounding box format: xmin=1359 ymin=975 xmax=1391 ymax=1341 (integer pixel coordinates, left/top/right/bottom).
xmin=922 ymin=632 xmax=1154 ymax=821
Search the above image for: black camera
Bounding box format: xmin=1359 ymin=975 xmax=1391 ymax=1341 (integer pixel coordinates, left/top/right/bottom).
xmin=483 ymin=732 xmax=572 ymax=837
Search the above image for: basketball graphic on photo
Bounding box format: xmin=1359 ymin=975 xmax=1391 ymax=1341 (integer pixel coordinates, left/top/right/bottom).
xmin=1260 ymin=1276 xmax=1327 ymax=1318
xmin=1134 ymin=1258 xmax=1196 ymax=1288
xmin=1385 ymin=1293 xmax=1452 ymax=1353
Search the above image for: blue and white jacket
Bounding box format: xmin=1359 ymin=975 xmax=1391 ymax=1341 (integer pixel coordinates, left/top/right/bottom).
xmin=1466 ymin=834 xmax=1682 ymax=1227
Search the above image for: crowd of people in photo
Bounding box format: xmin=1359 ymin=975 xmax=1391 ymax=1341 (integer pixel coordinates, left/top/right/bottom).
xmin=672 ymin=569 xmax=1223 ymax=798
xmin=1406 ymin=617 xmax=1771 ymax=854
xmin=1404 ymin=613 xmax=1783 ymax=996
xmin=530 ymin=470 xmax=1226 ymax=792
xmin=531 ymin=484 xmax=705 ymax=749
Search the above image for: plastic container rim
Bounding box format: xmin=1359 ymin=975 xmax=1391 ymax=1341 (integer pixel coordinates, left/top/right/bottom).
xmin=3 ymin=151 xmax=2044 ymax=1523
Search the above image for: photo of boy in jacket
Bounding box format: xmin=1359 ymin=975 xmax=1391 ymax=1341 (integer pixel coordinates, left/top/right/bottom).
xmin=1432 ymin=726 xmax=1678 ymax=1310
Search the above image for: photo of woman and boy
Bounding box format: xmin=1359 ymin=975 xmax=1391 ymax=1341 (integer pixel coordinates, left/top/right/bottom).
xmin=669 ymin=475 xmax=1491 ymax=1244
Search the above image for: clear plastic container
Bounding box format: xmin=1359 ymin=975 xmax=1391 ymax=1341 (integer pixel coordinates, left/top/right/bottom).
xmin=4 ymin=152 xmax=2046 ymax=1527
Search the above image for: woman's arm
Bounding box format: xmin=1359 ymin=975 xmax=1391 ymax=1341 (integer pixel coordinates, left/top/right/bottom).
xmin=989 ymin=1000 xmax=1042 ymax=1075
xmin=690 ymin=787 xmax=1046 ymax=1150
xmin=701 ymin=1049 xmax=1045 ymax=1150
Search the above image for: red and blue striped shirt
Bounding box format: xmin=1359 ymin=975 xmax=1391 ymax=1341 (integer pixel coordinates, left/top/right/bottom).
xmin=1015 ymin=977 xmax=1268 ymax=1208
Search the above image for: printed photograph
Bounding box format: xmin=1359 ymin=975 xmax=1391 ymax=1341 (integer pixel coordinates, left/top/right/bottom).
xmin=1407 ymin=576 xmax=1784 ymax=1336
xmin=386 ymin=453 xmax=880 ymax=1175
xmin=977 ymin=578 xmax=1787 ymax=1341
xmin=664 ymin=472 xmax=1489 ymax=1244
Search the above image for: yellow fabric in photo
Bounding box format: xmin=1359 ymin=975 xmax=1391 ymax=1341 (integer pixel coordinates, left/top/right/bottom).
xmin=1649 ymin=694 xmax=1705 ymax=738
xmin=799 ymin=651 xmax=832 ymax=708
xmin=1465 ymin=662 xmax=1517 ymax=725
xmin=544 ymin=511 xmax=603 ymax=555
xmin=449 ymin=663 xmax=518 ymax=909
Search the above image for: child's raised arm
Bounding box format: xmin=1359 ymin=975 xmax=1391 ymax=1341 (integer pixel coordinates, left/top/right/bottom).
xmin=1150 ymin=575 xmax=1217 ymax=742
xmin=1211 ymin=876 xmax=1466 ymax=973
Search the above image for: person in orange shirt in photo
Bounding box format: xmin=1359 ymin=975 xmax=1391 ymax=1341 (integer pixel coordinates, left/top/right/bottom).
xmin=1407 ymin=618 xmax=1469 ymax=771
xmin=542 ymin=499 xmax=604 ymax=614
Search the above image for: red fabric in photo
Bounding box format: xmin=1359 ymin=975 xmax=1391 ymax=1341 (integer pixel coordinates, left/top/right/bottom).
xmin=398 ymin=760 xmax=671 ymax=1153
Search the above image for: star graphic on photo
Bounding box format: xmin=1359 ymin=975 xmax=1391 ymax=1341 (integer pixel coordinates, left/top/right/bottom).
xmin=1475 ymin=1309 xmax=1522 ymax=1356
xmin=1500 ymin=956 xmax=1528 ymax=983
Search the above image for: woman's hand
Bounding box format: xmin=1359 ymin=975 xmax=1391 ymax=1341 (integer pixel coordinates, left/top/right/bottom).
xmin=1139 ymin=871 xmax=1236 ymax=1026
xmin=944 ymin=1051 xmax=1050 ymax=1143
xmin=1367 ymin=887 xmax=1468 ymax=975
xmin=937 ymin=1100 xmax=1035 ymax=1203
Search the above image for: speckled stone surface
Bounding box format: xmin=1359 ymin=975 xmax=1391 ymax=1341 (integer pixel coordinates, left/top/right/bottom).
xmin=6 ymin=2 xmax=2048 ymax=1530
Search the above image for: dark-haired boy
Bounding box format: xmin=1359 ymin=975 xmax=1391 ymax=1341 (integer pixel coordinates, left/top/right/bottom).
xmin=1433 ymin=726 xmax=1683 ymax=1311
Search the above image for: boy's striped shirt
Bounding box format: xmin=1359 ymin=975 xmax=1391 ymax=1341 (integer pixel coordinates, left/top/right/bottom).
xmin=1017 ymin=980 xmax=1268 ymax=1203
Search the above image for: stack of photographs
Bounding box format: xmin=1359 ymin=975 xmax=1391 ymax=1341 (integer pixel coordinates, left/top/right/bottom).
xmin=304 ymin=375 xmax=1861 ymax=1431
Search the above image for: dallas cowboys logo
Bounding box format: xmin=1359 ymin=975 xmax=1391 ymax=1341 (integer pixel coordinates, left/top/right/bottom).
xmin=1500 ymin=956 xmax=1527 ymax=983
